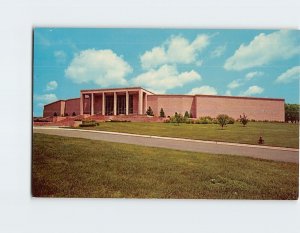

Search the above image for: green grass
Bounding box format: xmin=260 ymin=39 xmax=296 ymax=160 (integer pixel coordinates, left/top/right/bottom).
xmin=73 ymin=121 xmax=299 ymax=148
xmin=32 ymin=133 xmax=299 ymax=199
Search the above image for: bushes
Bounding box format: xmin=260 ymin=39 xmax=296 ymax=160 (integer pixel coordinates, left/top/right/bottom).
xmin=216 ymin=114 xmax=230 ymax=129
xmin=160 ymin=108 xmax=165 ymax=117
xmin=146 ymin=106 xmax=154 ymax=116
xmin=79 ymin=120 xmax=99 ymax=127
xmin=239 ymin=113 xmax=249 ymax=126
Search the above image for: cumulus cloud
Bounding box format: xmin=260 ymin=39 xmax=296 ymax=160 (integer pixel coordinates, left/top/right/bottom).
xmin=54 ymin=50 xmax=67 ymax=63
xmin=245 ymin=71 xmax=264 ymax=80
xmin=188 ymin=85 xmax=217 ymax=95
xmin=227 ymin=79 xmax=243 ymax=89
xmin=140 ymin=34 xmax=210 ymax=69
xmin=210 ymin=44 xmax=226 ymax=58
xmin=131 ymin=65 xmax=201 ymax=93
xmin=224 ymin=90 xmax=232 ymax=96
xmin=275 ymin=66 xmax=300 ymax=83
xmin=240 ymin=86 xmax=264 ymax=96
xmin=34 ymin=94 xmax=58 ymax=104
xmin=46 ymin=80 xmax=58 ymax=91
xmin=65 ymin=49 xmax=132 ymax=87
xmin=224 ymin=30 xmax=300 ymax=70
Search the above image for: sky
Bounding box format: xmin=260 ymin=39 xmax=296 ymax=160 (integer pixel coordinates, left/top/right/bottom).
xmin=33 ymin=28 xmax=300 ymax=116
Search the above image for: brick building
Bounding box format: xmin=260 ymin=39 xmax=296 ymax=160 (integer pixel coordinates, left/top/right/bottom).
xmin=43 ymin=87 xmax=285 ymax=121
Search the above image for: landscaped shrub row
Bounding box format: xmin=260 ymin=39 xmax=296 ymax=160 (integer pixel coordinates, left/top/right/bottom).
xmin=165 ymin=115 xmax=235 ymax=125
xmin=79 ymin=120 xmax=99 ymax=127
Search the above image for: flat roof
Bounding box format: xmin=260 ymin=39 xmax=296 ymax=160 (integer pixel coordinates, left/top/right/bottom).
xmin=81 ymin=86 xmax=155 ymax=94
xmin=152 ymin=94 xmax=284 ymax=101
xmin=194 ymin=94 xmax=285 ymax=101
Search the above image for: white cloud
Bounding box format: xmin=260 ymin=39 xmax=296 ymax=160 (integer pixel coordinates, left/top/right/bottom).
xmin=227 ymin=79 xmax=242 ymax=89
xmin=275 ymin=66 xmax=300 ymax=83
xmin=65 ymin=49 xmax=132 ymax=87
xmin=245 ymin=71 xmax=264 ymax=80
xmin=224 ymin=90 xmax=232 ymax=96
xmin=188 ymin=85 xmax=217 ymax=95
xmin=224 ymin=30 xmax=300 ymax=70
xmin=34 ymin=94 xmax=58 ymax=104
xmin=46 ymin=80 xmax=58 ymax=91
xmin=54 ymin=50 xmax=67 ymax=63
xmin=131 ymin=65 xmax=201 ymax=93
xmin=140 ymin=34 xmax=210 ymax=69
xmin=210 ymin=44 xmax=226 ymax=58
xmin=240 ymin=85 xmax=264 ymax=96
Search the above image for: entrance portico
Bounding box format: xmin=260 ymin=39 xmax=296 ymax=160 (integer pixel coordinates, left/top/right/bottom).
xmin=80 ymin=87 xmax=153 ymax=116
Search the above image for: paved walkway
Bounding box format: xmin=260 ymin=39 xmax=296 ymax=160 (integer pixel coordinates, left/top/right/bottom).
xmin=33 ymin=127 xmax=299 ymax=163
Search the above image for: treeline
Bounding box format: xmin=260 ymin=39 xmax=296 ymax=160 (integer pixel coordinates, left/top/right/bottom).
xmin=285 ymin=104 xmax=299 ymax=123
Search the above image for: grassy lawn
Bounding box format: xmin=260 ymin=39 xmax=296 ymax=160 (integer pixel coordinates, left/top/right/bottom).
xmin=74 ymin=122 xmax=299 ymax=148
xmin=32 ymin=133 xmax=299 ymax=199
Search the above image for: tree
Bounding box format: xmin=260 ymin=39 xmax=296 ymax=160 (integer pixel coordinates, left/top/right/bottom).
xmin=216 ymin=114 xmax=230 ymax=129
xmin=184 ymin=111 xmax=189 ymax=119
xmin=285 ymin=104 xmax=299 ymax=123
xmin=239 ymin=113 xmax=249 ymax=126
xmin=160 ymin=108 xmax=165 ymax=117
xmin=146 ymin=106 xmax=154 ymax=116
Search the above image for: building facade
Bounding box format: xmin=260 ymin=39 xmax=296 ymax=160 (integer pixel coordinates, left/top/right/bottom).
xmin=43 ymin=87 xmax=285 ymax=121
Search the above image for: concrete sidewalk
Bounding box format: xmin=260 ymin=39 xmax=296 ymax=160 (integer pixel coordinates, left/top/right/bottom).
xmin=33 ymin=127 xmax=299 ymax=163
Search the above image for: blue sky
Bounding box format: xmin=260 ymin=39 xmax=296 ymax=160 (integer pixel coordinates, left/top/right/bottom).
xmin=33 ymin=28 xmax=300 ymax=116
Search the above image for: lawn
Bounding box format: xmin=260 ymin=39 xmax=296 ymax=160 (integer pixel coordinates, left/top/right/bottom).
xmin=74 ymin=121 xmax=299 ymax=148
xmin=32 ymin=133 xmax=299 ymax=199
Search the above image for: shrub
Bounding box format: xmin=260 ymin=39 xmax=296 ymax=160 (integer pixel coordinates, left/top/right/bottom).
xmin=228 ymin=117 xmax=235 ymax=124
xmin=216 ymin=114 xmax=230 ymax=129
xmin=197 ymin=116 xmax=213 ymax=124
xmin=146 ymin=106 xmax=154 ymax=116
xmin=184 ymin=111 xmax=190 ymax=119
xmin=160 ymin=108 xmax=165 ymax=117
xmin=53 ymin=112 xmax=58 ymax=117
xmin=170 ymin=112 xmax=185 ymax=125
xmin=65 ymin=113 xmax=69 ymax=117
xmin=72 ymin=112 xmax=76 ymax=116
xmin=239 ymin=113 xmax=249 ymax=126
xmin=79 ymin=120 xmax=98 ymax=127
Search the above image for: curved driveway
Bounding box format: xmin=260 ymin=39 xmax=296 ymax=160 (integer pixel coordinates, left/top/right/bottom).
xmin=33 ymin=127 xmax=299 ymax=163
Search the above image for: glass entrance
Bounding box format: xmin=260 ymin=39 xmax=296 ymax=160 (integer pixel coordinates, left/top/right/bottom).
xmin=117 ymin=95 xmax=126 ymax=114
xmin=105 ymin=95 xmax=114 ymax=115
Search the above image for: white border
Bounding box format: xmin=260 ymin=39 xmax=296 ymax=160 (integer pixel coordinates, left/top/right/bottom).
xmin=0 ymin=0 xmax=299 ymax=233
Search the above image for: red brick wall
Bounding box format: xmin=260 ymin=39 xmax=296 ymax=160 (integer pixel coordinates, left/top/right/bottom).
xmin=65 ymin=98 xmax=80 ymax=116
xmin=196 ymin=96 xmax=285 ymax=121
xmin=148 ymin=95 xmax=195 ymax=117
xmin=43 ymin=101 xmax=64 ymax=117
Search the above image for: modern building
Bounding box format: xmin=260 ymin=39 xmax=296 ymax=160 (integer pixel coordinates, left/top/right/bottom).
xmin=43 ymin=87 xmax=285 ymax=121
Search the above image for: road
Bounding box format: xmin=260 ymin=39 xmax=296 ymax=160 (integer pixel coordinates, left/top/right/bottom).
xmin=33 ymin=127 xmax=299 ymax=163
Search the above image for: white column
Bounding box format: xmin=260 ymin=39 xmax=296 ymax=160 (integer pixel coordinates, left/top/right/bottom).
xmin=102 ymin=92 xmax=105 ymax=115
xmin=80 ymin=93 xmax=83 ymax=115
xmin=91 ymin=93 xmax=94 ymax=115
xmin=113 ymin=92 xmax=117 ymax=115
xmin=138 ymin=90 xmax=143 ymax=115
xmin=144 ymin=93 xmax=147 ymax=114
xmin=126 ymin=91 xmax=129 ymax=115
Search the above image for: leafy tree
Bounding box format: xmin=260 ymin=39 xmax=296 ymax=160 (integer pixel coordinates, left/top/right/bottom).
xmin=285 ymin=104 xmax=299 ymax=123
xmin=216 ymin=114 xmax=230 ymax=129
xmin=146 ymin=106 xmax=154 ymax=116
xmin=184 ymin=111 xmax=190 ymax=118
xmin=170 ymin=112 xmax=185 ymax=125
xmin=160 ymin=108 xmax=165 ymax=117
xmin=239 ymin=113 xmax=248 ymax=126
